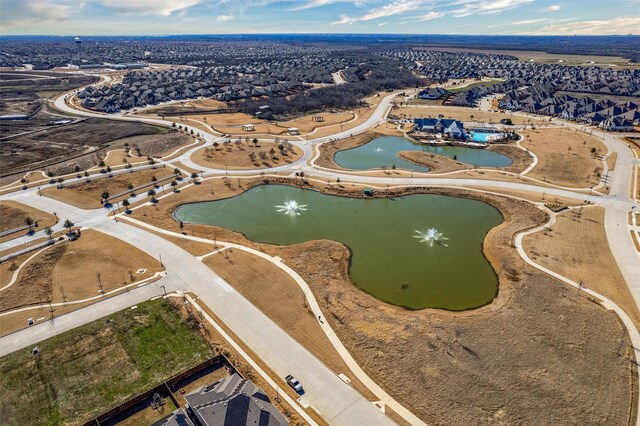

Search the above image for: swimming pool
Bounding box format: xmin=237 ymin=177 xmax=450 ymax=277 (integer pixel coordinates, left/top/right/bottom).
xmin=468 ymin=131 xmax=505 ymax=143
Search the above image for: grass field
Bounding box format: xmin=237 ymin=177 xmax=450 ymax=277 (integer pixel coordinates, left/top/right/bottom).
xmin=191 ymin=141 xmax=303 ymax=170
xmin=523 ymin=207 xmax=640 ymax=328
xmin=0 ymin=299 xmax=211 ymax=426
xmin=521 ymin=127 xmax=605 ymax=187
xmin=42 ymin=167 xmax=175 ymax=209
xmin=0 ymin=230 xmax=163 ymax=334
xmin=0 ymin=201 xmax=57 ymax=239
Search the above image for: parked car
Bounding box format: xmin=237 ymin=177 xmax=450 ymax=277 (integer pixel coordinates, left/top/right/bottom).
xmin=285 ymin=374 xmax=303 ymax=392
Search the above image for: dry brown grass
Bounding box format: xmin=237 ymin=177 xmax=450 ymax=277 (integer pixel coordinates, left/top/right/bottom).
xmin=42 ymin=167 xmax=175 ymax=209
xmin=607 ymin=152 xmax=618 ymax=171
xmin=0 ymin=301 xmax=94 ymax=337
xmin=191 ymin=141 xmax=303 ymax=170
xmin=474 ymin=186 xmax=581 ymax=207
xmin=394 ymin=105 xmax=546 ymax=125
xmin=524 ymin=206 xmax=640 ymax=328
xmin=398 ymin=144 xmax=533 ymax=175
xmin=140 ymin=110 xmax=353 ymax=139
xmin=136 ymin=91 xmax=387 ymax=140
xmin=521 ymin=127 xmax=605 ymax=187
xmin=203 ymin=249 xmax=377 ymax=400
xmin=275 ymin=194 xmax=634 ymax=426
xmin=636 ymin=166 xmax=640 ymax=200
xmin=397 ymin=150 xmax=467 ymax=173
xmin=0 ymin=229 xmax=162 ymax=314
xmin=632 ymin=231 xmax=640 ymax=252
xmin=129 ymin=178 xmax=635 ymax=425
xmin=0 ymin=200 xmax=57 ymax=238
xmin=0 ymin=251 xmax=31 ymax=287
xmin=102 ymin=149 xmax=146 ymax=167
xmin=172 ymin=161 xmax=203 ymax=176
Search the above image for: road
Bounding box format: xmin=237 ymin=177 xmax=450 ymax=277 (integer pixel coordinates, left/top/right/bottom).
xmin=0 ymin=188 xmax=395 ymax=425
xmin=1 ymin=81 xmax=638 ymax=425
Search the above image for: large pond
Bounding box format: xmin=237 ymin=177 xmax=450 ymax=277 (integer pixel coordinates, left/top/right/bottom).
xmin=175 ymin=185 xmax=503 ymax=310
xmin=334 ymin=136 xmax=512 ymax=171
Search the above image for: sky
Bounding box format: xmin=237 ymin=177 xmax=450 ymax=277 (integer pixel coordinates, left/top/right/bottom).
xmin=1 ymin=0 xmax=639 ymax=36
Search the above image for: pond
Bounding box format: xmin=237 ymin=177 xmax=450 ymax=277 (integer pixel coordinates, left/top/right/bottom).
xmin=175 ymin=185 xmax=503 ymax=310
xmin=333 ymin=136 xmax=512 ymax=171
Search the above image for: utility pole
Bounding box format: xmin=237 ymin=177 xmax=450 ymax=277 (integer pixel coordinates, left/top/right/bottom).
xmin=97 ymin=272 xmax=104 ymax=294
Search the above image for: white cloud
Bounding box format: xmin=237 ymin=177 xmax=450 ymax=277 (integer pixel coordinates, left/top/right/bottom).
xmin=216 ymin=14 xmax=234 ymax=22
xmin=331 ymin=0 xmax=534 ymax=24
xmin=542 ymin=3 xmax=561 ymax=12
xmin=417 ymin=10 xmax=444 ymax=20
xmin=292 ymin=0 xmax=372 ymax=11
xmin=525 ymin=16 xmax=640 ymax=35
xmin=100 ymin=0 xmax=201 ymax=16
xmin=1 ymin=0 xmax=71 ymax=27
xmin=379 ymin=21 xmax=388 ymax=26
xmin=511 ymin=18 xmax=547 ymax=25
xmin=452 ymin=0 xmax=534 ymax=17
xmin=331 ymin=0 xmax=425 ymax=25
xmin=293 ymin=0 xmax=339 ymax=10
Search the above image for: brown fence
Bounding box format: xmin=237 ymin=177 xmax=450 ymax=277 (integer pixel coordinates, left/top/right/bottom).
xmin=83 ymin=355 xmax=235 ymax=426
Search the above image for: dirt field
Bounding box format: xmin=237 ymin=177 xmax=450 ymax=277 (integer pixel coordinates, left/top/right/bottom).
xmin=394 ymin=105 xmax=546 ymax=125
xmin=0 ymin=200 xmax=57 ymax=236
xmin=191 ymin=140 xmax=303 ymax=169
xmin=0 ymin=229 xmax=162 ymax=314
xmin=521 ymin=127 xmax=606 ymax=187
xmin=203 ymin=249 xmax=376 ymax=400
xmin=101 ymin=132 xmax=193 ymax=160
xmin=524 ymin=206 xmax=640 ymax=328
xmin=129 ymin=178 xmax=636 ymax=426
xmin=0 ymin=118 xmax=172 ymax=180
xmin=0 ymin=299 xmax=212 ymax=425
xmin=42 ymin=167 xmax=175 ymax=209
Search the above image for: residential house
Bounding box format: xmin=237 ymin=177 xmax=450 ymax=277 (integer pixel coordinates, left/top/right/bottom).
xmin=184 ymin=374 xmax=287 ymax=426
xmin=414 ymin=117 xmax=465 ymax=139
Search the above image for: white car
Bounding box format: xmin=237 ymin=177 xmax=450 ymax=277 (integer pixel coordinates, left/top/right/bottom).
xmin=285 ymin=374 xmax=303 ymax=392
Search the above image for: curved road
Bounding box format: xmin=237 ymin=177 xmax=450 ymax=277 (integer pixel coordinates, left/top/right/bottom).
xmin=0 ymin=83 xmax=638 ymax=425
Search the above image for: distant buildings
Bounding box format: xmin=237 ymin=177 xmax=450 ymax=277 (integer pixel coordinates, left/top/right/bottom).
xmin=417 ymin=87 xmax=448 ymax=100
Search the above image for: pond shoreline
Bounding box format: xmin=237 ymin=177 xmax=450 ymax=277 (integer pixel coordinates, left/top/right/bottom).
xmin=320 ymin=133 xmax=531 ymax=174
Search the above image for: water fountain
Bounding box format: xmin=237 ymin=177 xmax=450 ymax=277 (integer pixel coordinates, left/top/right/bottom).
xmin=373 ymin=147 xmax=385 ymax=153
xmin=276 ymin=200 xmax=307 ymax=216
xmin=414 ymin=228 xmax=448 ymax=246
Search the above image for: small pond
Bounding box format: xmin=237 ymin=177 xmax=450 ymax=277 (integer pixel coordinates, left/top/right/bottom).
xmin=175 ymin=185 xmax=503 ymax=310
xmin=334 ymin=136 xmax=512 ymax=171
